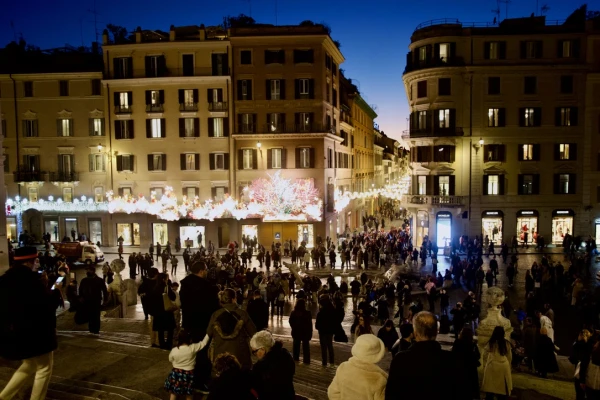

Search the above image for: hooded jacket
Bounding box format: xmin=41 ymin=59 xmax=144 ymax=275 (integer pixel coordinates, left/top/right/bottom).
xmin=251 ymin=341 xmax=296 ymax=400
xmin=207 ymin=303 xmax=257 ymax=369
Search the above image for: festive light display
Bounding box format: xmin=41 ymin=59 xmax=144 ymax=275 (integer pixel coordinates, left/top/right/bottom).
xmin=333 ymin=175 xmax=412 ymax=213
xmin=5 ymin=196 xmax=108 ymax=215
xmin=104 ymin=171 xmax=323 ymax=222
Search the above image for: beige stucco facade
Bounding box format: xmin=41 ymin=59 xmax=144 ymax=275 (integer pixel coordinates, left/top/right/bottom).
xmin=402 ymin=15 xmax=598 ymax=247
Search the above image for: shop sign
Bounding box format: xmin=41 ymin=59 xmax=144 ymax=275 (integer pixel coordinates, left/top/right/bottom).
xmin=521 ymin=211 xmax=534 ymax=215
xmin=485 ymin=212 xmax=499 ymax=216
xmin=437 ymin=212 xmax=452 ymax=219
xmin=556 ymin=211 xmax=569 ymax=215
xmin=275 ymin=232 xmax=281 ymax=240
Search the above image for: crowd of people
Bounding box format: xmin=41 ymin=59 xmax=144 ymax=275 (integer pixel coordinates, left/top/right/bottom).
xmin=6 ymin=209 xmax=600 ymax=400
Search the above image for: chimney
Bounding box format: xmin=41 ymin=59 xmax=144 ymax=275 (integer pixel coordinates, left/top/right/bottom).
xmin=199 ymin=24 xmax=206 ymax=41
xmin=102 ymin=29 xmax=109 ymax=45
xmin=170 ymin=25 xmax=176 ymax=41
xmin=135 ymin=27 xmax=142 ymax=44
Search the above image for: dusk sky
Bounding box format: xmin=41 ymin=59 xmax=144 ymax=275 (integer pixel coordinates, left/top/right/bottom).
xmin=0 ymin=0 xmax=590 ymax=141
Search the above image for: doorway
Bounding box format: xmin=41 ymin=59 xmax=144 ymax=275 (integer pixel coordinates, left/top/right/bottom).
xmin=415 ymin=210 xmax=429 ymax=247
xmin=481 ymin=211 xmax=503 ymax=245
xmin=552 ymin=211 xmax=574 ymax=244
xmin=88 ymin=219 xmax=102 ymax=245
xmin=218 ymin=223 xmax=230 ymax=248
xmin=436 ymin=212 xmax=452 ymax=248
xmin=45 ymin=219 xmax=59 ymax=241
xmin=297 ymin=224 xmax=314 ymax=248
xmin=179 ymin=226 xmax=205 ymax=248
xmin=65 ymin=218 xmax=78 ymax=241
xmin=517 ymin=211 xmax=538 ymax=246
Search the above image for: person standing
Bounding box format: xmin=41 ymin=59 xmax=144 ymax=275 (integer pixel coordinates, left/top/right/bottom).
xmin=452 ymin=327 xmax=481 ymax=399
xmin=249 ymin=331 xmax=296 ymax=400
xmin=180 ymin=261 xmax=220 ymax=392
xmin=247 ymin=289 xmax=269 ymax=331
xmin=156 ymin=242 xmax=162 ymax=262
xmin=170 ymin=255 xmax=178 ymax=276
xmin=481 ymin=326 xmax=512 ymax=400
xmin=315 ymin=294 xmax=337 ymax=367
xmin=0 ymin=247 xmax=58 ymax=400
xmin=289 ymin=299 xmax=312 ymax=364
xmin=79 ymin=265 xmax=109 ymax=334
xmin=150 ymin=273 xmax=177 ymax=350
xmin=385 ymin=311 xmax=463 ymax=399
xmin=328 ymin=334 xmax=388 ymax=400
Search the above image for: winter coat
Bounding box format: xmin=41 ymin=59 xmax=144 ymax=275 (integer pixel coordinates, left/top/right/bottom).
xmin=150 ymin=281 xmax=176 ymax=331
xmin=328 ymin=356 xmax=387 ymax=400
xmin=246 ymin=297 xmax=269 ymax=331
xmin=316 ymin=305 xmax=338 ymax=335
xmin=207 ymin=303 xmax=257 ymax=370
xmin=452 ymin=338 xmax=481 ymax=399
xmin=179 ymin=274 xmax=220 ymax=336
xmin=250 ymin=341 xmax=296 ymax=400
xmin=0 ymin=266 xmax=58 ymax=360
xmin=481 ymin=343 xmax=513 ymax=395
xmin=534 ymin=334 xmax=559 ymax=374
xmin=289 ymin=307 xmax=313 ymax=340
xmin=376 ymin=326 xmax=399 ymax=352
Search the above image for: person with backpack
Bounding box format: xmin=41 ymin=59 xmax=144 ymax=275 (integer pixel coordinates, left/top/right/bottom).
xmin=0 ymin=247 xmax=58 ymax=400
xmin=207 ymin=288 xmax=257 ymax=370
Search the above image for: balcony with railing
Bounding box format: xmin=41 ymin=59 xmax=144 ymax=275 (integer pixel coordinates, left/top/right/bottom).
xmin=402 ymin=127 xmax=464 ymax=139
xmin=234 ymin=123 xmax=329 ymax=134
xmin=14 ymin=169 xmax=46 ymax=183
xmin=404 ymin=195 xmax=465 ymax=206
xmin=179 ymin=102 xmax=198 ymax=112
xmin=49 ymin=171 xmax=79 ymax=183
xmin=146 ymin=104 xmax=164 ymax=113
xmin=114 ymin=105 xmax=133 ymax=114
xmin=208 ymin=102 xmax=228 ymax=112
xmin=107 ymin=67 xmax=229 ymax=80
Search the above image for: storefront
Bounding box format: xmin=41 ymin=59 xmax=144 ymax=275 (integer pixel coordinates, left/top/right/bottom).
xmin=64 ymin=218 xmax=78 ymax=239
xmin=481 ymin=211 xmax=503 ymax=245
xmin=88 ymin=219 xmax=102 ymax=245
xmin=116 ymin=222 xmax=141 ymax=246
xmin=44 ymin=219 xmax=59 ymax=241
xmin=595 ymin=218 xmax=600 ymax=247
xmin=415 ymin=210 xmax=429 ymax=247
xmin=552 ymin=209 xmax=574 ymax=245
xmin=152 ymin=223 xmax=168 ymax=246
xmin=436 ymin=211 xmax=452 ymax=248
xmin=6 ymin=216 xmax=16 ymax=242
xmin=516 ymin=210 xmax=538 ymax=246
xmin=297 ymin=223 xmax=315 ymax=248
xmin=179 ymin=223 xmax=205 ymax=248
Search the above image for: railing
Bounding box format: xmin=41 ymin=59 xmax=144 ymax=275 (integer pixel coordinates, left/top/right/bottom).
xmin=235 ymin=123 xmax=330 ymax=134
xmin=107 ymin=67 xmax=228 ymax=79
xmin=14 ymin=170 xmax=46 ymax=182
xmin=404 ymin=57 xmax=466 ymax=73
xmin=405 ymin=127 xmax=464 ymax=138
xmin=114 ymin=105 xmax=132 ymax=114
xmin=208 ymin=102 xmax=228 ymax=111
xmin=240 ymin=124 xmax=256 ymax=133
xmin=414 ymin=18 xmax=462 ymax=31
xmin=414 ymin=18 xmax=566 ymax=33
xmin=405 ymin=195 xmax=465 ymax=206
xmin=145 ymin=104 xmax=164 ymax=113
xmin=49 ymin=171 xmax=79 ymax=182
xmin=179 ymin=103 xmax=198 ymax=112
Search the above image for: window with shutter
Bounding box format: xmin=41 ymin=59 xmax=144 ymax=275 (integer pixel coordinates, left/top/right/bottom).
xmin=89 ymin=118 xmax=104 ymax=136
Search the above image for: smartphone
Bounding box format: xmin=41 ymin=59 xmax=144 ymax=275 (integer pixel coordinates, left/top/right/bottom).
xmin=38 ymin=270 xmax=43 ymax=274
xmin=51 ymin=276 xmax=64 ymax=290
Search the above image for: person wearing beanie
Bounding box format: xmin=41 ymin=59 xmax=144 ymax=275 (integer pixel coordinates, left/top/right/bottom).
xmin=327 ymin=333 xmax=388 ymax=400
xmin=250 ymin=330 xmax=296 ymax=400
xmin=0 ymin=246 xmax=58 ymax=400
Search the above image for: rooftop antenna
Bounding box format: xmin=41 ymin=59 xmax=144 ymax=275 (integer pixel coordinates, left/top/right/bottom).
xmin=88 ymin=0 xmax=100 ymax=45
xmin=275 ymin=0 xmax=278 ymax=26
xmin=498 ymin=0 xmax=511 ymax=20
xmin=243 ymin=0 xmax=252 ymax=18
xmin=492 ymin=0 xmax=501 ymax=24
xmin=541 ymin=4 xmax=550 ymax=16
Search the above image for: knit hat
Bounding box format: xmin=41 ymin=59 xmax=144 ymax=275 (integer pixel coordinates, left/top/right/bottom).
xmin=14 ymin=246 xmax=38 ymax=261
xmin=351 ymin=334 xmax=385 ymax=364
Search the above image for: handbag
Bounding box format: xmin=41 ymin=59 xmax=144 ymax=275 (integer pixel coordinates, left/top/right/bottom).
xmin=163 ymin=286 xmax=177 ymax=312
xmin=574 ymin=362 xmax=581 ymax=379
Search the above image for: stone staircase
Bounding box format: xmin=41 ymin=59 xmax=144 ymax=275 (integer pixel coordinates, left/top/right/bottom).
xmin=0 ymin=366 xmax=160 ymax=400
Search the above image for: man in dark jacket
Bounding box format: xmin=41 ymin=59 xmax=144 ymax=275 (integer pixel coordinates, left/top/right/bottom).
xmin=180 ymin=260 xmax=220 ymax=392
xmin=385 ymin=311 xmax=464 ymax=400
xmin=0 ymin=247 xmax=57 ymax=400
xmin=247 ymin=289 xmax=269 ymax=331
xmin=79 ymin=265 xmax=109 ymax=334
xmin=250 ymin=331 xmax=295 ymax=400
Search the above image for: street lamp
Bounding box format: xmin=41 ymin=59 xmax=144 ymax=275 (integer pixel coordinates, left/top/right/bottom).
xmin=473 ymin=138 xmax=484 ymax=154
xmin=97 ymin=143 xmax=103 ymax=152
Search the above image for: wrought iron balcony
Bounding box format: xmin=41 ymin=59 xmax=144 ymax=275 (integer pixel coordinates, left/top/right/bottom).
xmin=107 ymin=67 xmax=228 ymax=79
xmin=405 ymin=127 xmax=464 ymax=139
xmin=49 ymin=171 xmax=79 ymax=182
xmin=236 ymin=123 xmax=330 ymax=134
xmin=114 ymin=105 xmax=132 ymax=114
xmin=146 ymin=104 xmax=164 ymax=113
xmin=13 ymin=170 xmax=46 ymax=183
xmin=179 ymin=103 xmax=198 ymax=112
xmin=404 ymin=195 xmax=465 ymax=206
xmin=208 ymin=102 xmax=228 ymax=112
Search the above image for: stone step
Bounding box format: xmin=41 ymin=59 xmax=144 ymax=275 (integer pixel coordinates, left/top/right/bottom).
xmin=0 ymin=366 xmax=159 ymax=400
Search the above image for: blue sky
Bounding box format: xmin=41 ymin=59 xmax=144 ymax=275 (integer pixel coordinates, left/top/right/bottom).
xmin=0 ymin=0 xmax=592 ymax=140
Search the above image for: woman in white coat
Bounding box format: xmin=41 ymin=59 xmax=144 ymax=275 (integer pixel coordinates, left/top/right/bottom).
xmin=481 ymin=326 xmax=512 ymax=400
xmin=327 ymin=334 xmax=388 ymax=400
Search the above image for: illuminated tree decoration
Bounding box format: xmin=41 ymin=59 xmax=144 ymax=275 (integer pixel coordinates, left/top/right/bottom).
xmin=104 ymin=171 xmax=323 ymax=222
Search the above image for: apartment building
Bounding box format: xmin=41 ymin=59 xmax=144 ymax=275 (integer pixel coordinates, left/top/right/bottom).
xmin=229 ymin=25 xmax=350 ymax=246
xmin=402 ymin=9 xmax=599 ymax=248
xmin=0 ymin=48 xmax=105 ymax=243
xmin=0 ymin=22 xmax=385 ymax=249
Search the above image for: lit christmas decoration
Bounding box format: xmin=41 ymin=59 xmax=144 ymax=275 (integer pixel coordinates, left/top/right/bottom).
xmin=333 ymin=175 xmax=412 ymax=212
xmin=5 ymin=197 xmax=108 ymax=215
xmin=104 ymin=171 xmax=323 ymax=222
